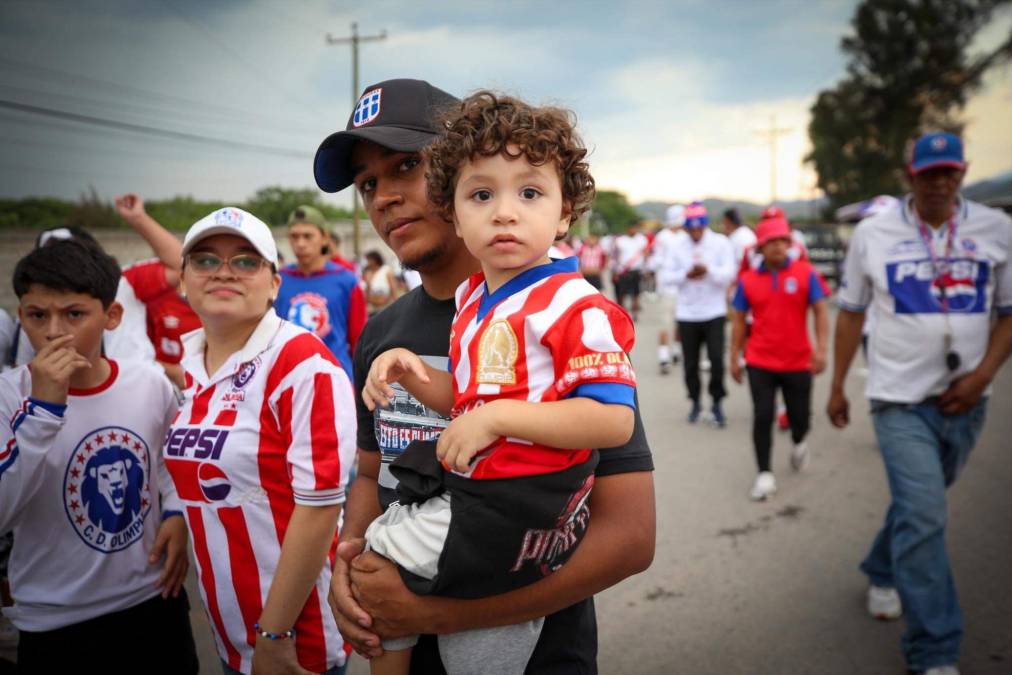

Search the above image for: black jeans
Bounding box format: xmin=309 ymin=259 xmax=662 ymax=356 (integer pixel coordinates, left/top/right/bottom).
xmin=746 ymin=366 xmax=812 ymax=472
xmin=678 ymin=317 xmax=726 ymax=404
xmin=17 ymin=591 xmax=199 ymax=674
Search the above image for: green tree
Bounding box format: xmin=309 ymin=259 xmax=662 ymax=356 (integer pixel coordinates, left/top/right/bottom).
xmin=807 ymin=0 xmax=1012 ymax=212
xmin=592 ymin=190 xmax=641 ymax=233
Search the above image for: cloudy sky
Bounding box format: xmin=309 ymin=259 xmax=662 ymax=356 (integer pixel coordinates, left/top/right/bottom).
xmin=1 ymin=0 xmax=1009 ymax=210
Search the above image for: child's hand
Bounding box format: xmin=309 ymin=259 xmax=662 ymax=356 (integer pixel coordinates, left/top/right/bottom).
xmin=362 ymin=348 xmax=430 ymax=411
xmin=29 ymin=335 xmax=91 ymax=405
xmin=437 ymin=401 xmax=502 ymax=473
xmin=114 ymin=193 xmax=147 ymax=225
xmin=150 ymin=514 xmax=189 ymax=599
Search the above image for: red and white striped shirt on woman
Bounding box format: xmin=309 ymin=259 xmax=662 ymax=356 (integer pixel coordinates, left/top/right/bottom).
xmin=164 ymin=312 xmax=355 ymax=674
xmin=449 ymin=257 xmax=637 ymax=481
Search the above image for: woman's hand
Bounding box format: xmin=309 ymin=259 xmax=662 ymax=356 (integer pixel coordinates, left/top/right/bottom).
xmin=251 ymin=636 xmax=312 ymax=675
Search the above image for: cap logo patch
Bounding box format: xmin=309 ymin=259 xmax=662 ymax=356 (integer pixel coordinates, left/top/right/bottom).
xmin=353 ymin=88 xmax=382 ymax=127
xmin=214 ymin=208 xmax=244 ymax=228
xmin=931 ymin=136 xmax=947 ymax=151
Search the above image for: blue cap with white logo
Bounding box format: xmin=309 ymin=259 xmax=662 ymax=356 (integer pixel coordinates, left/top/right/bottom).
xmin=910 ymin=132 xmax=966 ymax=174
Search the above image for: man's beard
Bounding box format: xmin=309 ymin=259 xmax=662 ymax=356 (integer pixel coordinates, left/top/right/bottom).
xmin=401 ymin=240 xmax=450 ymax=273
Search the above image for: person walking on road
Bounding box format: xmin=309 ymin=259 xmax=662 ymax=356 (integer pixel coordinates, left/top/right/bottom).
xmin=662 ymin=201 xmax=735 ymax=425
xmin=653 ymin=204 xmax=686 ymax=374
xmin=612 ymin=221 xmax=649 ymax=321
xmin=730 ymin=215 xmax=829 ymax=501
xmin=827 ymin=132 xmax=1012 ymax=675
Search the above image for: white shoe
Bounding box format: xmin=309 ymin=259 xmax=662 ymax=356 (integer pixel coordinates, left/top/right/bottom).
xmin=867 ymin=585 xmax=902 ymax=620
xmin=700 ymin=358 xmax=711 ymax=372
xmin=790 ymin=441 xmax=809 ymax=471
xmin=749 ymin=472 xmax=777 ymax=501
xmin=924 ymin=666 xmax=960 ymax=675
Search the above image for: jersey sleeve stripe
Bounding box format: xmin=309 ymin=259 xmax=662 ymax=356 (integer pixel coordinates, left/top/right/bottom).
xmin=309 ymin=372 xmax=342 ymax=492
xmin=217 ymin=505 xmax=264 ymax=650
xmin=187 ymin=505 xmax=243 ymax=669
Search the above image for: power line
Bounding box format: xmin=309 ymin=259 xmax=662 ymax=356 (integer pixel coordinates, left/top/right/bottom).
xmin=0 ymin=98 xmax=312 ymax=159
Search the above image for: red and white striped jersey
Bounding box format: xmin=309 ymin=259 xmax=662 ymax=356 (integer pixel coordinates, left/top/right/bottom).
xmin=450 ymin=258 xmax=637 ymax=480
xmin=165 ymin=312 xmax=355 ymax=674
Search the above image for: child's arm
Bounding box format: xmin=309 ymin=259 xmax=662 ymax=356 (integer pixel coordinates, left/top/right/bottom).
xmin=437 ymin=397 xmax=634 ymax=473
xmin=0 ymin=336 xmax=90 ymax=532
xmin=361 ymin=347 xmax=454 ymax=416
xmin=150 ymin=383 xmax=188 ymax=599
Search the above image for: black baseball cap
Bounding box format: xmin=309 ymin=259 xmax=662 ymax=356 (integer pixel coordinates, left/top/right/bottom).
xmin=314 ymin=78 xmax=459 ymax=193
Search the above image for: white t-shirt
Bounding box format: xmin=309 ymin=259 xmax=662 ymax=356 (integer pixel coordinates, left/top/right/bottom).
xmin=838 ymin=196 xmax=1012 ymax=403
xmin=612 ymin=233 xmax=650 ymax=273
xmin=0 ymin=359 xmax=180 ymax=631
xmin=728 ymin=225 xmax=758 ymax=267
xmin=662 ymin=229 xmax=736 ymax=321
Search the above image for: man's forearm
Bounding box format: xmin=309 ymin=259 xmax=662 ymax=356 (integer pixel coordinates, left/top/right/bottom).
xmin=427 ymin=471 xmax=655 ymax=634
xmin=813 ymin=300 xmax=830 ymax=355
xmin=730 ymin=311 xmax=746 ymax=360
xmin=831 ymin=309 xmax=865 ymax=390
xmin=974 ymin=314 xmax=1012 ymax=382
xmin=340 ymin=450 xmax=383 ymax=540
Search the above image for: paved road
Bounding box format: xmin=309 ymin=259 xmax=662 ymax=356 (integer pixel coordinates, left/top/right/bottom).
xmin=188 ymin=294 xmax=1010 ymax=675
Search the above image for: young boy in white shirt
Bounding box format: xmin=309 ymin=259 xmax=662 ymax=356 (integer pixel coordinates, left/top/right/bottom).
xmin=0 ymin=239 xmax=197 ymax=673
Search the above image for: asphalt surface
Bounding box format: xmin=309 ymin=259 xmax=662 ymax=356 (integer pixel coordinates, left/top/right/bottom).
xmin=182 ymin=295 xmax=1010 ymax=675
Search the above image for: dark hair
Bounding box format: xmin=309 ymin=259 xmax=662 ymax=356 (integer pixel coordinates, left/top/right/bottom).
xmin=425 ymin=91 xmax=595 ymax=228
xmin=723 ymin=208 xmax=741 ymax=226
xmin=13 ymin=239 xmax=121 ymax=307
xmin=34 ymin=225 xmax=101 ymax=250
xmin=365 ymin=250 xmax=384 ymax=267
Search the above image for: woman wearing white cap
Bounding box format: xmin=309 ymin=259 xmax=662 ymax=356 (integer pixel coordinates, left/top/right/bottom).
xmin=164 ymin=207 xmax=355 ymax=674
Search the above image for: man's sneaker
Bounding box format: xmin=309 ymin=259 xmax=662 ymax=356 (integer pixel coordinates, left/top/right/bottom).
xmin=700 ymin=358 xmax=712 ymax=372
xmin=867 ymin=585 xmax=902 ymax=620
xmin=659 ymin=361 xmax=670 ymax=375
xmin=777 ymin=410 xmax=789 ymax=431
xmin=687 ymin=401 xmax=702 ymax=423
xmin=790 ymin=441 xmax=809 ymax=471
xmin=749 ymin=472 xmax=777 ymax=501
xmin=711 ymin=403 xmax=727 ymax=428
xmin=924 ymin=666 xmax=960 ymax=675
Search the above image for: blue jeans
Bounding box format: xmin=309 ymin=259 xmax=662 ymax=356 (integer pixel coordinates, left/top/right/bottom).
xmin=221 ymin=658 xmax=347 ymax=675
xmin=861 ymin=397 xmax=987 ymax=671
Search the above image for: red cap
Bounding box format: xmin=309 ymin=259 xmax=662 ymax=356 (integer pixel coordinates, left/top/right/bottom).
xmin=761 ymin=206 xmax=785 ymax=220
xmin=756 ymin=217 xmax=791 ymax=247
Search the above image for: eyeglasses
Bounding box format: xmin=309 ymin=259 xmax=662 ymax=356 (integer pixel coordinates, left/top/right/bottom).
xmin=186 ymin=252 xmax=267 ymax=278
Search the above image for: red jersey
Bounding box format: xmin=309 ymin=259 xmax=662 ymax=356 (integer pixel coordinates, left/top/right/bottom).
xmin=732 ymin=259 xmax=828 ymax=371
xmin=121 ymin=259 xmax=201 ymax=363
xmin=449 ymin=258 xmax=636 ymax=480
xmin=165 ymin=313 xmax=355 ymax=673
xmin=577 ymin=243 xmax=607 ymax=272
xmin=329 ymin=254 xmax=357 ymax=274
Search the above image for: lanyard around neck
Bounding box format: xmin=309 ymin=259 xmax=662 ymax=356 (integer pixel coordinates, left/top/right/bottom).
xmin=913 ymin=207 xmax=957 ymax=313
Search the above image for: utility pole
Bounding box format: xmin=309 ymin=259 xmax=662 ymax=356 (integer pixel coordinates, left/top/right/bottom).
xmin=326 ymin=22 xmax=387 ymax=259
xmin=753 ymin=114 xmax=792 ymax=205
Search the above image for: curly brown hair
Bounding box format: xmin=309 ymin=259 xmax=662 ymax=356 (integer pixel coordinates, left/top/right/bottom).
xmin=425 ymin=91 xmax=595 ymax=230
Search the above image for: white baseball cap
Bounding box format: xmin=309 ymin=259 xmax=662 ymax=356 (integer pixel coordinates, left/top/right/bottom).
xmin=664 ymin=204 xmax=685 ymax=227
xmin=182 ymin=207 xmax=278 ymax=266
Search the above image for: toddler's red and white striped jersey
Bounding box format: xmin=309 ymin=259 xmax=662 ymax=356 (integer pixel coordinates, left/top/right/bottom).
xmin=165 ymin=312 xmax=355 ymax=674
xmin=450 ymin=258 xmax=636 ymax=480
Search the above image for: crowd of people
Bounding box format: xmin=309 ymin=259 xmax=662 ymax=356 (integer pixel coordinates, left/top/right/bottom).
xmin=0 ymin=75 xmax=1008 ymax=675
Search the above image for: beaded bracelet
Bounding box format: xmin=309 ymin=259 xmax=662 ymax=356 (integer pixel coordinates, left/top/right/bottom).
xmin=254 ymin=623 xmax=296 ymax=640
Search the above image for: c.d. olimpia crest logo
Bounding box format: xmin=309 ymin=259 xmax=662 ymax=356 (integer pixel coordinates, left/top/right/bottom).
xmin=64 ymin=426 xmax=151 ymax=553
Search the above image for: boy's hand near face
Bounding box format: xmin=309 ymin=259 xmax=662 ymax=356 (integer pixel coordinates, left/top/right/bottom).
xmin=30 ymin=335 xmax=91 ymax=405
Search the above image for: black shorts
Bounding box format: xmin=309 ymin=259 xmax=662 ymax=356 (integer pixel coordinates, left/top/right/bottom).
xmin=615 ymin=270 xmax=642 ymax=298
xmin=17 ymin=591 xmax=199 ymax=674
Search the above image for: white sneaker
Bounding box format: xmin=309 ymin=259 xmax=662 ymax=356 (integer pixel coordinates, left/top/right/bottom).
xmin=790 ymin=441 xmax=810 ymax=471
xmin=867 ymin=585 xmax=902 ymax=620
xmin=700 ymin=358 xmax=711 ymax=372
xmin=749 ymin=472 xmax=777 ymax=501
xmin=924 ymin=666 xmax=960 ymax=675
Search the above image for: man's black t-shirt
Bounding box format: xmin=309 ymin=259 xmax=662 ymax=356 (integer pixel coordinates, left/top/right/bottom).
xmin=353 ymin=284 xmax=654 ymax=674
